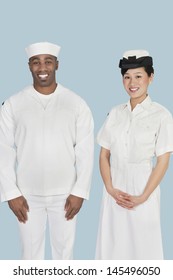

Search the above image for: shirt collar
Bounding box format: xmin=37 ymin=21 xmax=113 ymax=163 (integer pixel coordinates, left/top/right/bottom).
xmin=123 ymin=95 xmax=152 ymax=112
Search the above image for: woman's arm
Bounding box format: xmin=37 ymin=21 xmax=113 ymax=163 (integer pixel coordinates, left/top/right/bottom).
xmin=118 ymin=152 xmax=171 ymax=209
xmin=99 ymin=147 xmax=132 ymax=206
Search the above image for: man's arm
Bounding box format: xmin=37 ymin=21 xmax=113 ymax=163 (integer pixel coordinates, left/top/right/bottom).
xmin=65 ymin=102 xmax=94 ymax=219
xmin=0 ymin=101 xmax=22 ymax=202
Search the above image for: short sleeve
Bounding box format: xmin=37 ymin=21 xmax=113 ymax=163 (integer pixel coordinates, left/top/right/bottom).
xmin=97 ymin=110 xmax=114 ymax=150
xmin=155 ymin=112 xmax=173 ymax=156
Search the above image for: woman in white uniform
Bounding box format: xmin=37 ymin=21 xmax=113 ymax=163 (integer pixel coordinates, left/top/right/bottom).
xmin=95 ymin=50 xmax=173 ymax=259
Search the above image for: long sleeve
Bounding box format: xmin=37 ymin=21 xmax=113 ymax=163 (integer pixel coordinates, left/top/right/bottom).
xmin=70 ymin=102 xmax=94 ymax=200
xmin=0 ymin=101 xmax=21 ymax=202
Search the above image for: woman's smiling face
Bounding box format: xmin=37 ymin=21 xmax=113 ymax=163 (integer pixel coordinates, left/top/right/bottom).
xmin=123 ymin=67 xmax=153 ymax=104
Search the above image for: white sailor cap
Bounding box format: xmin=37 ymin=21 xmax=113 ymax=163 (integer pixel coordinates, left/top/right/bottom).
xmin=123 ymin=50 xmax=149 ymax=59
xmin=25 ymin=42 xmax=61 ymax=59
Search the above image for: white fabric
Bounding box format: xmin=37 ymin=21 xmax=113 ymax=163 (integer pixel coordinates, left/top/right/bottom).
xmin=25 ymin=42 xmax=61 ymax=59
xmin=95 ymin=96 xmax=173 ymax=259
xmin=0 ymin=84 xmax=94 ymax=202
xmin=123 ymin=50 xmax=149 ymax=59
xmin=18 ymin=194 xmax=76 ymax=260
xmin=36 ymin=91 xmax=53 ymax=109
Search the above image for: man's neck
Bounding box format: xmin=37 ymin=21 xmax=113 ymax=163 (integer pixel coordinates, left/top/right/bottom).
xmin=33 ymin=83 xmax=57 ymax=95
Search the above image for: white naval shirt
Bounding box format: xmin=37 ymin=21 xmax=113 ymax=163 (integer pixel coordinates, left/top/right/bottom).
xmin=98 ymin=95 xmax=173 ymax=164
xmin=0 ymin=84 xmax=94 ymax=202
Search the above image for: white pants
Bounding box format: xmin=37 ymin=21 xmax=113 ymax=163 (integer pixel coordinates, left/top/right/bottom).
xmin=17 ymin=194 xmax=76 ymax=260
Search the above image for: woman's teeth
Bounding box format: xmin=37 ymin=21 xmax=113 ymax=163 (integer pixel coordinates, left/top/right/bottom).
xmin=130 ymin=87 xmax=138 ymax=92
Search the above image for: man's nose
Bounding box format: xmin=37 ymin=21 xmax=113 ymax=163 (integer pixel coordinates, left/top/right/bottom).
xmin=38 ymin=62 xmax=47 ymax=71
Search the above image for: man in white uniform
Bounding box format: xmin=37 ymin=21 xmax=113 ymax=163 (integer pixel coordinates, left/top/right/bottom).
xmin=0 ymin=42 xmax=94 ymax=259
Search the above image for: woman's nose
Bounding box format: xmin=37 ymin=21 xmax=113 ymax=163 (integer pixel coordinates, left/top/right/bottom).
xmin=129 ymin=77 xmax=136 ymax=85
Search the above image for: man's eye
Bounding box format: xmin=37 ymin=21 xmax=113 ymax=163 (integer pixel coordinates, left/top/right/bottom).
xmin=33 ymin=61 xmax=39 ymax=65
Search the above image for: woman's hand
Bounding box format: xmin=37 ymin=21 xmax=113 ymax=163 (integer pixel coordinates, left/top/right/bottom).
xmin=116 ymin=193 xmax=147 ymax=209
xmin=108 ymin=188 xmax=147 ymax=210
xmin=108 ymin=188 xmax=134 ymax=209
xmin=126 ymin=194 xmax=147 ymax=208
xmin=115 ymin=152 xmax=171 ymax=210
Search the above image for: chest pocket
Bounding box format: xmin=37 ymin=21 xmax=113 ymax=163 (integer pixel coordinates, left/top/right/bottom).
xmin=134 ymin=119 xmax=158 ymax=145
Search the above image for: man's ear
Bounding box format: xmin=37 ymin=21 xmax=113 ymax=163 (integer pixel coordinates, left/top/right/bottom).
xmin=56 ymin=60 xmax=59 ymax=70
xmin=28 ymin=61 xmax=32 ymax=72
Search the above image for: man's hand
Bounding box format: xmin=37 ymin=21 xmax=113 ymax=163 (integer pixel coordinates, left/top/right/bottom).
xmin=8 ymin=196 xmax=29 ymax=223
xmin=64 ymin=195 xmax=84 ymax=220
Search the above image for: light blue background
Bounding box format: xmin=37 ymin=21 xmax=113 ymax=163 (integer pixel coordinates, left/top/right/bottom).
xmin=0 ymin=0 xmax=173 ymax=259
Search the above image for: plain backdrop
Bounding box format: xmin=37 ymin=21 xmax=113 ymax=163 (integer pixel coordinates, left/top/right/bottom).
xmin=0 ymin=0 xmax=173 ymax=260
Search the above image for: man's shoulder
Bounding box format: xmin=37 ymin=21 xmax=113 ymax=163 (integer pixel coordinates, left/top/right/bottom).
xmin=58 ymin=84 xmax=90 ymax=107
xmin=107 ymin=103 xmax=127 ymax=115
xmin=2 ymin=85 xmax=32 ymax=106
xmin=58 ymin=84 xmax=82 ymax=98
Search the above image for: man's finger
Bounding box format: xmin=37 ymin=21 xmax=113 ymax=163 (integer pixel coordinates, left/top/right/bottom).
xmin=15 ymin=209 xmax=27 ymax=223
xmin=65 ymin=208 xmax=77 ymax=220
xmin=24 ymin=200 xmax=29 ymax=212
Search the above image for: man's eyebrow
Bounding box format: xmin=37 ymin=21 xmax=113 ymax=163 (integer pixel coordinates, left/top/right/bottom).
xmin=30 ymin=57 xmax=40 ymax=61
xmin=30 ymin=56 xmax=55 ymax=61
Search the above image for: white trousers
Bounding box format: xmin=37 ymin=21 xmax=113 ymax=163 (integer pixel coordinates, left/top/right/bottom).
xmin=17 ymin=194 xmax=76 ymax=260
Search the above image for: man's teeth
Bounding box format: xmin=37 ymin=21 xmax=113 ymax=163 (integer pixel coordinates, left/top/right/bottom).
xmin=39 ymin=74 xmax=48 ymax=78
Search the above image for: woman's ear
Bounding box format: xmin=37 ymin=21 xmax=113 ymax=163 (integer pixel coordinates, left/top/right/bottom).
xmin=149 ymin=73 xmax=154 ymax=84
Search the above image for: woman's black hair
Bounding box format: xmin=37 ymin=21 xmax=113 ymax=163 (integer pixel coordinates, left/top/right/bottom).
xmin=121 ymin=65 xmax=154 ymax=77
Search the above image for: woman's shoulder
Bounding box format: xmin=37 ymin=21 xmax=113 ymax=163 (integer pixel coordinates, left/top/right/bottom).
xmin=151 ymin=101 xmax=172 ymax=118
